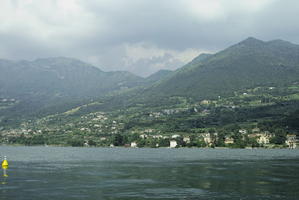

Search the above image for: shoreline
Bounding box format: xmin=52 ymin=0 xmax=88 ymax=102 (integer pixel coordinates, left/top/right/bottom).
xmin=0 ymin=144 xmax=297 ymax=149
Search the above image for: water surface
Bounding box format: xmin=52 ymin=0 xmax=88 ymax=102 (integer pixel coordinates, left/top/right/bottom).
xmin=0 ymin=146 xmax=298 ymax=200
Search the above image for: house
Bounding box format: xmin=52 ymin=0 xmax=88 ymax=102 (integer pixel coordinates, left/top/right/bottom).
xmin=183 ymin=137 xmax=191 ymax=144
xmin=200 ymin=100 xmax=210 ymax=105
xmin=140 ymin=134 xmax=147 ymax=139
xmin=202 ymin=133 xmax=211 ymax=144
xmin=131 ymin=142 xmax=138 ymax=148
xmin=84 ymin=141 xmax=89 ymax=147
xmin=171 ymin=134 xmax=180 ymax=139
xmin=239 ymin=129 xmax=247 ymax=134
xmin=144 ymin=129 xmax=154 ymax=133
xmin=152 ymin=135 xmax=163 ymax=139
xmin=202 ymin=133 xmax=217 ymax=145
xmin=248 ymin=133 xmax=273 ymax=145
xmin=256 ymin=134 xmax=270 ymax=144
xmin=224 ymin=137 xmax=234 ymax=144
xmin=170 ymin=140 xmax=178 ymax=148
xmin=286 ymin=134 xmax=297 ymax=149
xmin=252 ymin=128 xmax=260 ymax=133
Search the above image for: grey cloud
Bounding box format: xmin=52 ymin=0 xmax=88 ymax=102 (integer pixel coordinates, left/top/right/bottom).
xmin=0 ymin=32 xmax=56 ymax=60
xmin=1 ymin=0 xmax=299 ymax=76
xmin=122 ymin=53 xmax=184 ymax=77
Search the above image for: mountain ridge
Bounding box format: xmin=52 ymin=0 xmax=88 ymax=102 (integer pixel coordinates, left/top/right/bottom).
xmin=137 ymin=37 xmax=299 ymax=102
xmin=0 ymin=57 xmax=146 ymax=121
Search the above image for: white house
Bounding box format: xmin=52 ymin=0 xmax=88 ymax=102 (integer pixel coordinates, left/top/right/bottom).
xmin=131 ymin=142 xmax=138 ymax=148
xmin=183 ymin=137 xmax=191 ymax=143
xmin=171 ymin=134 xmax=180 ymax=139
xmin=152 ymin=135 xmax=163 ymax=139
xmin=224 ymin=137 xmax=234 ymax=144
xmin=202 ymin=133 xmax=211 ymax=144
xmin=248 ymin=133 xmax=273 ymax=145
xmin=239 ymin=129 xmax=247 ymax=134
xmin=170 ymin=140 xmax=178 ymax=148
xmin=140 ymin=134 xmax=147 ymax=139
xmin=286 ymin=134 xmax=297 ymax=149
xmin=257 ymin=134 xmax=270 ymax=144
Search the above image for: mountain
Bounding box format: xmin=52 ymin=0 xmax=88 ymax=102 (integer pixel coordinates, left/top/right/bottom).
xmin=142 ymin=37 xmax=299 ymax=100
xmin=0 ymin=57 xmax=144 ymax=120
xmin=0 ymin=57 xmax=144 ymax=98
xmin=189 ymin=53 xmax=213 ymax=65
xmin=145 ymin=69 xmax=173 ymax=83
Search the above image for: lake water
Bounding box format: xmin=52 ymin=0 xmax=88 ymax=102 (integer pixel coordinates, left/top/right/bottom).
xmin=0 ymin=146 xmax=298 ymax=200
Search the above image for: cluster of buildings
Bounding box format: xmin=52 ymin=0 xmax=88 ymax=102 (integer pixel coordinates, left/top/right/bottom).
xmin=127 ymin=128 xmax=298 ymax=149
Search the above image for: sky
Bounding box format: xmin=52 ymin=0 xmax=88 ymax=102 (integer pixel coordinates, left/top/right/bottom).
xmin=0 ymin=0 xmax=299 ymax=77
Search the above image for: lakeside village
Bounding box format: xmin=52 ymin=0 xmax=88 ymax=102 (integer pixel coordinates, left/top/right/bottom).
xmin=1 ymin=124 xmax=297 ymax=149
xmin=1 ymin=108 xmax=298 ymax=149
xmin=105 ymin=129 xmax=297 ymax=149
xmin=1 ymin=85 xmax=299 ymax=149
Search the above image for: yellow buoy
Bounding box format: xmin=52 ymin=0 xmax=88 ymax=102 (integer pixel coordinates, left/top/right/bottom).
xmin=2 ymin=156 xmax=8 ymax=177
xmin=2 ymin=157 xmax=8 ymax=170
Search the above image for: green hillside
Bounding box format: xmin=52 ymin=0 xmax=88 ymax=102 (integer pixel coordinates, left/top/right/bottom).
xmin=145 ymin=69 xmax=173 ymax=83
xmin=144 ymin=37 xmax=299 ymax=100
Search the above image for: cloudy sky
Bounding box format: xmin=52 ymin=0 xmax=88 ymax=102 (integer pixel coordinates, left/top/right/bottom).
xmin=0 ymin=0 xmax=299 ymax=77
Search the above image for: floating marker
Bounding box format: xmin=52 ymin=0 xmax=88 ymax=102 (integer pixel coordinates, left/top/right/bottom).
xmin=2 ymin=156 xmax=8 ymax=169
xmin=2 ymin=156 xmax=8 ymax=177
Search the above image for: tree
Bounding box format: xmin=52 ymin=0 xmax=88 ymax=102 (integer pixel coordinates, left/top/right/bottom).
xmin=246 ymin=137 xmax=259 ymax=148
xmin=231 ymin=131 xmax=246 ymax=148
xmin=196 ymin=138 xmax=207 ymax=147
xmin=112 ymin=134 xmax=124 ymax=146
xmin=270 ymin=129 xmax=286 ymax=144
xmin=67 ymin=139 xmax=84 ymax=147
xmin=158 ymin=138 xmax=170 ymax=147
xmin=216 ymin=132 xmax=225 ymax=147
xmin=88 ymin=140 xmax=97 ymax=146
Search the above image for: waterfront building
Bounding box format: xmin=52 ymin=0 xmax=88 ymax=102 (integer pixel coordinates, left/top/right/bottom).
xmin=131 ymin=142 xmax=138 ymax=148
xmin=224 ymin=137 xmax=234 ymax=144
xmin=183 ymin=137 xmax=191 ymax=144
xmin=286 ymin=134 xmax=297 ymax=149
xmin=170 ymin=140 xmax=178 ymax=148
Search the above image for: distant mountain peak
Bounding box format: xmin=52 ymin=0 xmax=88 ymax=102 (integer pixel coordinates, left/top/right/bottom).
xmin=267 ymin=39 xmax=298 ymax=47
xmin=238 ymin=37 xmax=264 ymax=46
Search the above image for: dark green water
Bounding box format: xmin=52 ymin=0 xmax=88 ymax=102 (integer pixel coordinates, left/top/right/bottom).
xmin=0 ymin=147 xmax=298 ymax=200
